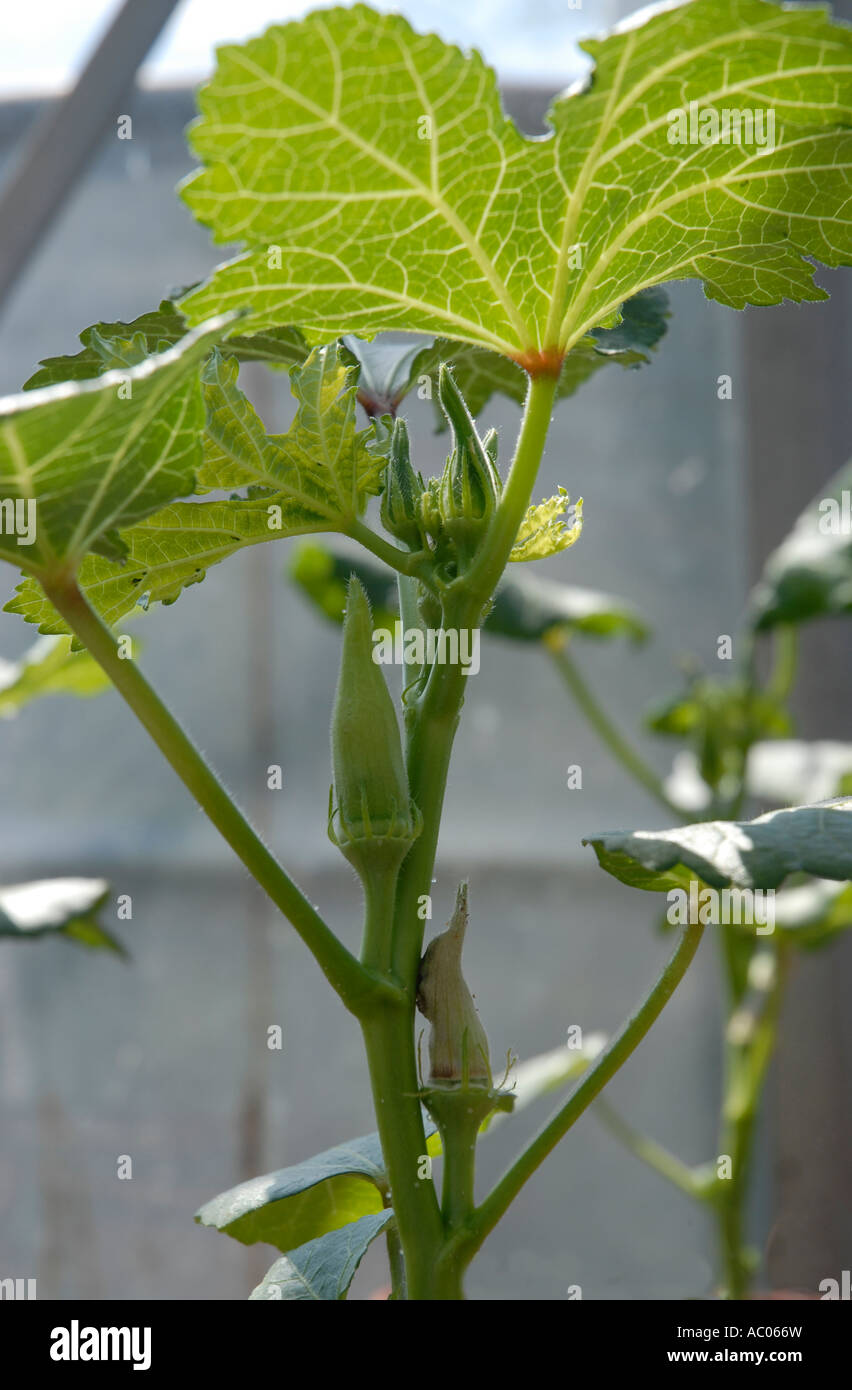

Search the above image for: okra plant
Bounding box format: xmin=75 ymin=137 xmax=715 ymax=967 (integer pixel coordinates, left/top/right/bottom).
xmin=2 ymin=0 xmax=852 ymax=1300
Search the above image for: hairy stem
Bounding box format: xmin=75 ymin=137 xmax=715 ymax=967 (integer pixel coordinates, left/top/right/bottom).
xmin=43 ymin=576 xmax=384 ymax=1014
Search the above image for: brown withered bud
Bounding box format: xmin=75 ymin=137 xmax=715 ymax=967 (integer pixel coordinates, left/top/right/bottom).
xmin=416 ymin=882 xmax=491 ymax=1086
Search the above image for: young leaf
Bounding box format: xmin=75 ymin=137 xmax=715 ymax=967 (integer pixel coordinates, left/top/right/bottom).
xmin=196 ymin=1131 xmax=388 ymax=1252
xmin=6 ymin=344 xmax=392 ymax=637
xmin=0 ymin=877 xmax=124 ymax=954
xmin=510 ymin=488 xmax=583 ymax=563
xmin=249 ymin=1211 xmax=393 ymax=1300
xmin=179 ymin=3 xmax=852 ymax=361
xmin=0 ymin=635 xmax=111 ymax=715
xmin=0 ymin=318 xmax=230 ymax=580
xmin=749 ymin=459 xmax=852 ymax=629
xmin=584 ymin=797 xmax=852 ymax=893
xmin=23 ymin=298 xmax=308 ymax=391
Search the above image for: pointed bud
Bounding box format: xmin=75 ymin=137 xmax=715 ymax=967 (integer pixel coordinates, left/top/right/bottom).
xmin=436 ymin=368 xmax=501 ymax=563
xmin=380 ymin=418 xmax=424 ymax=548
xmin=417 ymin=882 xmax=491 ymax=1085
xmin=330 ymin=577 xmax=420 ymax=877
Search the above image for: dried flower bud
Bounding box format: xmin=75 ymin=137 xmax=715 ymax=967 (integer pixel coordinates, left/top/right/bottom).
xmin=417 ymin=882 xmax=491 ymax=1085
xmin=330 ymin=577 xmax=420 ymax=877
xmin=380 ymin=418 xmax=424 ymax=549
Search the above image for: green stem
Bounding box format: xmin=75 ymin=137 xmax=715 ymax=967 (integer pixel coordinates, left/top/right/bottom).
xmin=715 ymin=940 xmax=787 ymax=1299
xmin=457 ymin=373 xmax=559 ymax=607
xmin=468 ymin=916 xmax=705 ymax=1259
xmin=374 ymin=373 xmax=559 ymax=1298
xmin=550 ymin=643 xmax=680 ymax=816
xmin=43 ymin=577 xmax=384 ymax=1015
xmin=766 ymin=625 xmax=797 ymax=703
xmin=360 ymin=1004 xmax=444 ymax=1299
xmin=348 ymin=518 xmax=433 ymax=587
xmin=386 ymin=1221 xmax=406 ymax=1300
xmin=594 ymin=1098 xmax=703 ymax=1200
xmin=440 ymin=1107 xmax=480 ymax=1232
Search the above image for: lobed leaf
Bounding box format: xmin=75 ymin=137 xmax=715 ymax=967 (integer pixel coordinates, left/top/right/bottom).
xmin=0 ymin=318 xmax=230 ymax=579
xmin=179 ymin=2 xmax=852 ymax=360
xmin=23 ymin=298 xmax=308 ymax=391
xmin=510 ymin=488 xmax=583 ymax=563
xmin=6 ymin=345 xmax=391 ymax=637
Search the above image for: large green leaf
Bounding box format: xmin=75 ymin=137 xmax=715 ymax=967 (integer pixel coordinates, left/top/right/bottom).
xmin=180 ymin=2 xmax=852 ymax=360
xmin=584 ymin=797 xmax=852 ymax=892
xmin=6 ymin=345 xmax=391 ymax=637
xmin=0 ymin=318 xmax=229 ymax=579
xmin=289 ymin=539 xmax=648 ymax=643
xmin=23 ymin=299 xmax=308 ymax=391
xmin=249 ymin=1211 xmax=393 ymax=1300
xmin=0 ymin=878 xmax=124 ymax=954
xmin=750 ymin=459 xmax=852 ymax=629
xmin=196 ymin=1131 xmax=388 ymax=1252
xmin=431 ymin=287 xmax=670 ymax=422
xmin=0 ymin=635 xmax=111 ymax=715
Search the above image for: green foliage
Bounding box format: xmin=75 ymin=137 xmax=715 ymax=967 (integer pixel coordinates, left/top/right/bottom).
xmin=584 ymin=798 xmax=852 ymax=892
xmin=196 ymin=1131 xmax=388 ymax=1251
xmin=6 ymin=344 xmax=390 ymax=637
xmin=648 ymin=675 xmax=790 ymax=796
xmin=0 ymin=878 xmax=123 ymax=954
xmin=0 ymin=319 xmax=229 ymax=578
xmin=180 ymin=2 xmax=852 ymax=355
xmin=750 ymin=459 xmax=852 ymax=629
xmin=290 ymin=539 xmax=648 ymax=643
xmin=510 ymin=488 xmax=583 ymax=563
xmin=23 ymin=298 xmax=308 ymax=390
xmin=0 ymin=635 xmax=110 ymax=715
xmin=250 ymin=1211 xmax=394 ymax=1300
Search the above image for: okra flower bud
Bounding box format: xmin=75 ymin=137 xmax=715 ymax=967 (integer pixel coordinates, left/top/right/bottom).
xmin=416 ymin=882 xmax=491 ymax=1086
xmin=329 ymin=577 xmax=421 ymax=878
xmin=436 ymin=367 xmax=502 ymax=563
xmin=380 ymin=418 xmax=424 ymax=549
